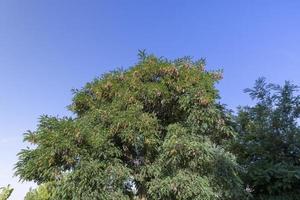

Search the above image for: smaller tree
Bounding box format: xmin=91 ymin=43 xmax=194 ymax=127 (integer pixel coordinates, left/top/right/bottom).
xmin=0 ymin=185 xmax=13 ymax=200
xmin=234 ymin=78 xmax=300 ymax=199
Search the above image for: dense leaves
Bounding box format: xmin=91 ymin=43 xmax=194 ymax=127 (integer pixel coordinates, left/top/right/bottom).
xmin=233 ymin=78 xmax=300 ymax=199
xmin=16 ymin=54 xmax=245 ymax=199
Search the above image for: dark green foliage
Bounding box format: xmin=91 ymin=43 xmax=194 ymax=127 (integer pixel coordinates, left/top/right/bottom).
xmin=233 ymin=78 xmax=300 ymax=199
xmin=16 ymin=54 xmax=245 ymax=199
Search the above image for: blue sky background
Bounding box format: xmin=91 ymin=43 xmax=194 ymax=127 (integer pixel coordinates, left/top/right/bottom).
xmin=1 ymin=1 xmax=300 ymax=199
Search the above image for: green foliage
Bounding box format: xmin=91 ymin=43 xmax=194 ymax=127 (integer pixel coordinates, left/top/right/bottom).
xmin=0 ymin=185 xmax=13 ymax=200
xmin=233 ymin=78 xmax=300 ymax=199
xmin=25 ymin=183 xmax=52 ymax=200
xmin=16 ymin=53 xmax=245 ymax=199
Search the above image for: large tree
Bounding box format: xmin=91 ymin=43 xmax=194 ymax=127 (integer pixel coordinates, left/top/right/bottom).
xmin=234 ymin=78 xmax=300 ymax=200
xmin=16 ymin=53 xmax=245 ymax=200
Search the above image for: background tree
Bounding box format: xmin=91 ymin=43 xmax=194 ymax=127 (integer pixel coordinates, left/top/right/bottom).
xmin=0 ymin=185 xmax=13 ymax=200
xmin=16 ymin=53 xmax=245 ymax=200
xmin=233 ymin=78 xmax=300 ymax=200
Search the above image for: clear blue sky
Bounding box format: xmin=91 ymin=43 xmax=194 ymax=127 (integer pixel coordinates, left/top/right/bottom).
xmin=1 ymin=1 xmax=300 ymax=199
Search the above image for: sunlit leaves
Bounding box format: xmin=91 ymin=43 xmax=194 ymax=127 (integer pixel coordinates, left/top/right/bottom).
xmin=0 ymin=185 xmax=13 ymax=200
xmin=16 ymin=54 xmax=244 ymax=199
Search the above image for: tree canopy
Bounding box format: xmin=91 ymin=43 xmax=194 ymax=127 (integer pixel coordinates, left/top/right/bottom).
xmin=15 ymin=54 xmax=245 ymax=200
xmin=233 ymin=78 xmax=300 ymax=200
